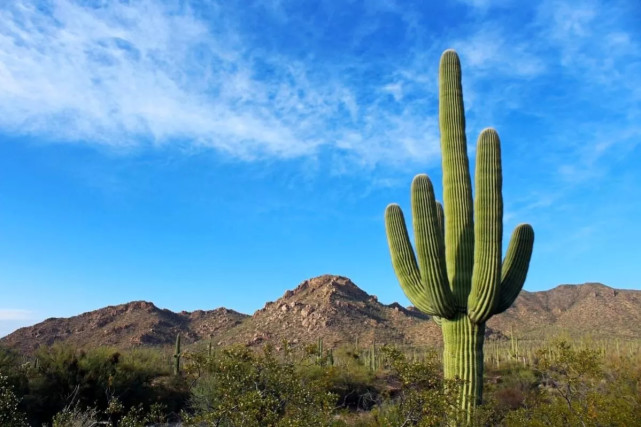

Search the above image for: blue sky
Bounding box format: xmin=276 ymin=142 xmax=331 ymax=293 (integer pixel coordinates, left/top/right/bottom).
xmin=0 ymin=0 xmax=639 ymax=337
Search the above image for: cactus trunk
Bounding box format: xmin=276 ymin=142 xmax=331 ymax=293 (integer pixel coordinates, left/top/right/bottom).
xmin=442 ymin=314 xmax=485 ymax=415
xmin=384 ymin=49 xmax=534 ymax=423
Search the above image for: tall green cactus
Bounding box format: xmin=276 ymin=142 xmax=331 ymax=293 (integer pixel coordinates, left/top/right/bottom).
xmin=174 ymin=333 xmax=181 ymax=376
xmin=384 ymin=49 xmax=534 ymax=418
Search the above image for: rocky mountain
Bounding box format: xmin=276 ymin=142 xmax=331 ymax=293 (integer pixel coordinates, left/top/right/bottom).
xmin=1 ymin=300 xmax=248 ymax=355
xmin=488 ymin=282 xmax=641 ymax=340
xmin=211 ymin=275 xmax=443 ymax=348
xmin=2 ymin=276 xmax=640 ymax=355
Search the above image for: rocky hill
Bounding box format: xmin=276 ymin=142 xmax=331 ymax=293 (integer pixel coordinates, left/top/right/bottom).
xmin=0 ymin=300 xmax=248 ymax=354
xmin=212 ymin=275 xmax=443 ymax=348
xmin=488 ymin=282 xmax=641 ymax=340
xmin=2 ymin=275 xmax=640 ymax=354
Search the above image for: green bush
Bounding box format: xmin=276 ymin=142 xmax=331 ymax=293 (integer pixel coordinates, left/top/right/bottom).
xmin=297 ymin=345 xmax=381 ymax=411
xmin=370 ymin=346 xmax=459 ymax=426
xmin=185 ymin=344 xmax=336 ymax=426
xmin=2 ymin=343 xmax=185 ymax=425
xmin=502 ymin=340 xmax=641 ymax=426
xmin=0 ymin=374 xmax=28 ymax=427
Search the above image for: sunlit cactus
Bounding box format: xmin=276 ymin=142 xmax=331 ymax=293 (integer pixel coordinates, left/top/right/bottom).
xmin=384 ymin=49 xmax=534 ymax=419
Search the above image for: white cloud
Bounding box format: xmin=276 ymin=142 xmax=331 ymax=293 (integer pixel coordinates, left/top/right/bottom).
xmin=452 ymin=27 xmax=545 ymax=78
xmin=454 ymin=0 xmax=514 ymax=10
xmin=536 ymin=0 xmax=640 ymax=87
xmin=0 ymin=1 xmax=349 ymax=160
xmin=532 ymin=0 xmax=641 ymax=174
xmin=382 ymin=82 xmax=403 ymax=102
xmin=0 ymin=0 xmax=450 ymax=169
xmin=0 ymin=0 xmax=638 ymax=178
xmin=0 ymin=309 xmax=33 ymax=321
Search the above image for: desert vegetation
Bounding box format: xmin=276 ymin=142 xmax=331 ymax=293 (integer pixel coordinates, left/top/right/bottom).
xmin=0 ymin=337 xmax=639 ymax=426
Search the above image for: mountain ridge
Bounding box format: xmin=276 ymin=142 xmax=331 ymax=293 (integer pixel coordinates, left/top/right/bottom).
xmin=2 ymin=276 xmax=640 ymax=355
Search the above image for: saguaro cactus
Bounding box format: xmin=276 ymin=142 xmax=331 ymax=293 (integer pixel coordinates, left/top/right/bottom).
xmin=174 ymin=333 xmax=182 ymax=376
xmin=384 ymin=49 xmax=534 ymax=417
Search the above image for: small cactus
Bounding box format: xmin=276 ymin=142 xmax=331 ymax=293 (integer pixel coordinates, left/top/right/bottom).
xmin=173 ymin=333 xmax=181 ymax=376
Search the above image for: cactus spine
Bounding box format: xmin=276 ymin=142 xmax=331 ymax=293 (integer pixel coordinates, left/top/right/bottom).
xmin=384 ymin=49 xmax=534 ymax=418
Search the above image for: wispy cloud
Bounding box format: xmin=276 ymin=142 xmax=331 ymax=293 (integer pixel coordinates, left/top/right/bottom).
xmin=445 ymin=1 xmax=639 ymax=188
xmin=0 ymin=309 xmax=33 ymax=321
xmin=452 ymin=28 xmax=545 ymax=79
xmin=454 ymin=0 xmax=514 ymax=9
xmin=532 ymin=0 xmax=641 ymax=184
xmin=537 ymin=0 xmax=641 ymax=91
xmin=0 ymin=0 xmax=447 ymax=168
xmin=0 ymin=0 xmax=638 ymax=182
xmin=0 ymin=1 xmax=325 ymax=159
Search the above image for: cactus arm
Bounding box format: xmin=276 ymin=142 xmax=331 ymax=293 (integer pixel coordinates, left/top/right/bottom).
xmin=493 ymin=224 xmax=535 ymax=315
xmin=439 ymin=49 xmax=474 ymax=307
xmin=411 ymin=174 xmax=456 ymax=318
xmin=468 ymin=129 xmax=503 ymax=323
xmin=385 ymin=204 xmax=434 ymax=314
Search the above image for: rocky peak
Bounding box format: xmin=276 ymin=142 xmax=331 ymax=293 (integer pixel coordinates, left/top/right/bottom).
xmin=282 ymin=275 xmax=371 ymax=302
xmin=125 ymin=301 xmax=159 ymax=312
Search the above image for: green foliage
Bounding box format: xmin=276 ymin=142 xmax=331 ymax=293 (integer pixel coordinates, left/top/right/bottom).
xmin=185 ymin=344 xmax=336 ymax=426
xmin=116 ymin=401 xmax=167 ymax=427
xmin=51 ymin=404 xmax=100 ymax=427
xmin=371 ymin=346 xmax=460 ymax=426
xmin=0 ymin=374 xmax=28 ymax=427
xmin=0 ymin=338 xmax=639 ymax=425
xmin=299 ymin=345 xmax=380 ymax=411
xmin=0 ymin=344 xmax=186 ymax=425
xmin=502 ymin=341 xmax=641 ymax=426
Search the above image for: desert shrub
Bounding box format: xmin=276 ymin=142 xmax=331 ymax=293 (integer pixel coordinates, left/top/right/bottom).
xmin=502 ymin=340 xmax=641 ymax=426
xmin=0 ymin=374 xmax=28 ymax=426
xmin=481 ymin=359 xmax=541 ymax=421
xmin=15 ymin=344 xmax=184 ymax=425
xmin=51 ymin=404 xmax=101 ymax=427
xmin=21 ymin=344 xmax=99 ymax=423
xmin=185 ymin=344 xmax=336 ymax=426
xmin=2 ymin=338 xmax=639 ymax=425
xmin=298 ymin=345 xmax=381 ymax=411
xmin=369 ymin=346 xmax=459 ymax=426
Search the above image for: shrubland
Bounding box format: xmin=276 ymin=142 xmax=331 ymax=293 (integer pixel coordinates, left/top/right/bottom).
xmin=0 ymin=337 xmax=639 ymax=426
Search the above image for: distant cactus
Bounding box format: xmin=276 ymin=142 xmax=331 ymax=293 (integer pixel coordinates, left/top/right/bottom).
xmin=362 ymin=343 xmax=381 ymax=372
xmin=317 ymin=337 xmax=323 ymax=364
xmin=173 ymin=334 xmax=181 ymax=376
xmin=385 ymin=49 xmax=534 ymax=419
